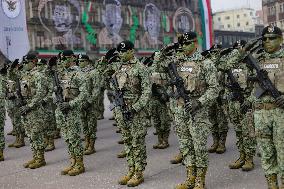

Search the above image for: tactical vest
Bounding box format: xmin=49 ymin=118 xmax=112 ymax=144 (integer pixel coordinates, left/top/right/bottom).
xmin=231 ymin=68 xmax=247 ymax=89
xmin=7 ymin=80 xmax=16 ymax=94
xmin=21 ymin=74 xmax=36 ymax=98
xmin=60 ymin=72 xmax=80 ymax=101
xmin=258 ymin=57 xmax=284 ymax=94
xmin=176 ymin=60 xmax=206 ymax=95
xmin=150 ymin=72 xmax=167 ymax=86
xmin=115 ymin=64 xmax=141 ymax=94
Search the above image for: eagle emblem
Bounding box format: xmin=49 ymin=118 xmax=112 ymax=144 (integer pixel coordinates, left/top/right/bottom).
xmin=5 ymin=0 xmax=17 ymax=11
xmin=1 ymin=0 xmax=21 ymax=18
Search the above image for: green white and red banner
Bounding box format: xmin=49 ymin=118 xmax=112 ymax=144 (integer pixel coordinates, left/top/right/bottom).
xmin=199 ymin=0 xmax=213 ymax=49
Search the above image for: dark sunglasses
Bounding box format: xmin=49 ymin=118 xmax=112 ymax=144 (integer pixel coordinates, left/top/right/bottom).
xmin=263 ymin=36 xmax=278 ymax=41
xmin=183 ymin=41 xmax=194 ymax=46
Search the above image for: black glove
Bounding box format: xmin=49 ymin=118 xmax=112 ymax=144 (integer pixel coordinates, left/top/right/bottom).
xmin=20 ymin=106 xmax=31 ymax=115
xmin=7 ymin=92 xmax=16 ymax=100
xmin=59 ymin=102 xmax=70 ymax=112
xmin=189 ymin=100 xmax=202 ymax=115
xmin=275 ymin=96 xmax=284 ymax=109
xmin=184 ymin=101 xmax=192 ymax=112
xmin=240 ymin=100 xmax=252 ymax=114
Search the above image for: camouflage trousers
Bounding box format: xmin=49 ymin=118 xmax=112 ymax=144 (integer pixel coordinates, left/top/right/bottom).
xmin=208 ymin=101 xmax=228 ymax=134
xmin=43 ymin=105 xmax=57 ymax=139
xmin=149 ymin=98 xmax=171 ymax=138
xmin=228 ymin=101 xmax=256 ymax=157
xmin=81 ymin=104 xmax=97 ymax=140
xmin=115 ymin=108 xmax=148 ymax=172
xmin=0 ymin=102 xmax=5 ymax=150
xmin=173 ymin=105 xmax=210 ymax=168
xmin=254 ymin=108 xmax=284 ymax=177
xmin=22 ymin=107 xmax=47 ymax=152
xmin=6 ymin=100 xmax=25 ymax=136
xmin=97 ymin=90 xmax=105 ymax=118
xmin=55 ymin=108 xmax=83 ymax=158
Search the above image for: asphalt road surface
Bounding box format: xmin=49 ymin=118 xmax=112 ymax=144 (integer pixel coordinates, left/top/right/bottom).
xmin=1 ymin=97 xmax=267 ymax=189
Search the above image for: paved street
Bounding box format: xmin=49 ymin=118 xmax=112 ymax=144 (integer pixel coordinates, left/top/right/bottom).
xmin=1 ymin=97 xmax=267 ymax=189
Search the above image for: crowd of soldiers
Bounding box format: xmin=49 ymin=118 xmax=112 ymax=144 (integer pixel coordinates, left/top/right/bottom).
xmin=0 ymin=24 xmax=284 ymax=189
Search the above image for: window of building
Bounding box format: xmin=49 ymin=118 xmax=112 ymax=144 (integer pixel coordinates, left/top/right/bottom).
xmin=225 ymin=16 xmax=230 ymax=20
xmin=250 ymin=12 xmax=253 ymax=16
xmin=218 ymin=17 xmax=221 ymax=21
xmin=237 ymin=15 xmax=240 ymax=18
xmin=237 ymin=23 xmax=240 ymax=27
xmin=244 ymin=13 xmax=247 ymax=17
xmin=280 ymin=3 xmax=284 ymax=13
xmin=36 ymin=31 xmax=45 ymax=49
xmin=246 ymin=22 xmax=249 ymax=26
xmin=227 ymin=24 xmax=231 ymax=28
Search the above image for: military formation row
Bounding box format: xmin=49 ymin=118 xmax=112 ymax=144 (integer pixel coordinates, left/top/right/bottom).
xmin=0 ymin=25 xmax=284 ymax=189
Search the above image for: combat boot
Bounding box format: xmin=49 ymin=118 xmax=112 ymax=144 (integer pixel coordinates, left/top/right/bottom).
xmin=8 ymin=135 xmax=19 ymax=148
xmin=109 ymin=116 xmax=115 ymax=120
xmin=159 ymin=133 xmax=170 ymax=149
xmin=116 ymin=129 xmax=121 ymax=133
xmin=118 ymin=167 xmax=134 ymax=185
xmin=193 ymin=167 xmax=207 ymax=189
xmin=45 ymin=137 xmax=55 ymax=152
xmin=14 ymin=134 xmax=25 ymax=148
xmin=23 ymin=152 xmax=37 ymax=168
xmin=54 ymin=128 xmax=61 ymax=139
xmin=0 ymin=150 xmax=4 ymax=161
xmin=117 ymin=139 xmax=124 ymax=144
xmin=84 ymin=136 xmax=90 ymax=152
xmin=127 ymin=171 xmax=144 ymax=187
xmin=175 ymin=166 xmax=196 ymax=189
xmin=216 ymin=132 xmax=227 ymax=154
xmin=97 ymin=115 xmax=104 ymax=120
xmin=280 ymin=177 xmax=284 ymax=189
xmin=68 ymin=156 xmax=85 ymax=176
xmin=29 ymin=150 xmax=46 ymax=169
xmin=7 ymin=129 xmax=15 ymax=136
xmin=229 ymin=152 xmax=245 ymax=169
xmin=208 ymin=132 xmax=219 ymax=153
xmin=170 ymin=153 xmax=183 ymax=164
xmin=241 ymin=156 xmax=254 ymax=171
xmin=84 ymin=138 xmax=96 ymax=155
xmin=61 ymin=156 xmax=75 ymax=175
xmin=117 ymin=149 xmax=127 ymax=158
xmin=265 ymin=174 xmax=279 ymax=189
xmin=153 ymin=135 xmax=163 ymax=149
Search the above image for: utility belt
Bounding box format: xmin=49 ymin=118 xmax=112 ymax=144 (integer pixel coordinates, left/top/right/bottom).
xmin=254 ymin=102 xmax=277 ymax=111
xmin=176 ymin=96 xmax=200 ymax=107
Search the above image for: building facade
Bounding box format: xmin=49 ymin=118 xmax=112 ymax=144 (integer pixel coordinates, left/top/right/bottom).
xmin=262 ymin=0 xmax=284 ymax=30
xmin=22 ymin=0 xmax=205 ymax=58
xmin=213 ymin=8 xmax=259 ymax=32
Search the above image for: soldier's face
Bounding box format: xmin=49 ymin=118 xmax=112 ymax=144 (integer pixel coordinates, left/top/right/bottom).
xmin=79 ymin=60 xmax=89 ymax=68
xmin=119 ymin=50 xmax=134 ymax=62
xmin=182 ymin=40 xmax=197 ymax=55
xmin=263 ymin=34 xmax=282 ymax=53
xmin=24 ymin=61 xmax=36 ymax=71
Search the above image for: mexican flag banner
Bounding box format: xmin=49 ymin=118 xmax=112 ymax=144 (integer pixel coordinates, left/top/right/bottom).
xmin=199 ymin=0 xmax=213 ymax=50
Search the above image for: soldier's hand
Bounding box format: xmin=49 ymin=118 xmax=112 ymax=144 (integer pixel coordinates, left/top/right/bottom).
xmin=59 ymin=102 xmax=70 ymax=111
xmin=188 ymin=100 xmax=201 ymax=115
xmin=275 ymin=96 xmax=284 ymax=109
xmin=20 ymin=106 xmax=31 ymax=115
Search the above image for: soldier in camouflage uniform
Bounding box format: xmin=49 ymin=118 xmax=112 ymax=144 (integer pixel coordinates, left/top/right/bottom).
xmin=0 ymin=61 xmax=7 ymax=161
xmin=6 ymin=60 xmax=25 ymax=148
xmin=111 ymin=41 xmax=151 ymax=187
xmin=19 ymin=53 xmax=50 ymax=169
xmin=245 ymin=25 xmax=284 ymax=188
xmin=78 ymin=54 xmax=97 ymax=155
xmin=218 ymin=40 xmax=257 ymax=172
xmin=158 ymin=32 xmax=219 ymax=189
xmin=147 ymin=52 xmax=171 ymax=149
xmin=55 ymin=50 xmax=87 ymax=176
xmin=202 ymin=45 xmax=229 ymax=154
xmin=40 ymin=58 xmax=57 ymax=152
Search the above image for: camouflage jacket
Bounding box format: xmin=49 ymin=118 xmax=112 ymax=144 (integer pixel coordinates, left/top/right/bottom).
xmin=111 ymin=57 xmax=151 ymax=112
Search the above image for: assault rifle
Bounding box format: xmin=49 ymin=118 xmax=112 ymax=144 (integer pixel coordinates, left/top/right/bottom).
xmin=167 ymin=62 xmax=191 ymax=106
xmin=226 ymin=70 xmax=244 ymax=103
xmin=111 ymin=76 xmax=133 ymax=122
xmin=15 ymin=77 xmax=26 ymax=107
xmin=244 ymin=54 xmax=281 ymax=99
